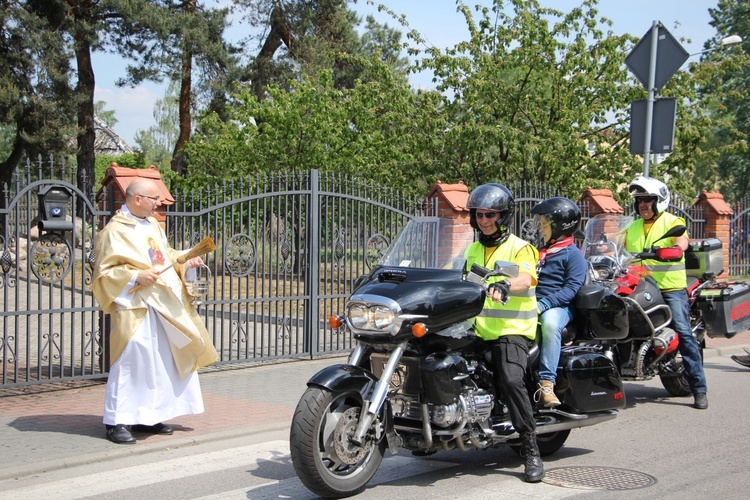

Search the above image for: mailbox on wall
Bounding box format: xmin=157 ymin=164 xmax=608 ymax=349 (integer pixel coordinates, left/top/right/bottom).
xmin=37 ymin=185 xmax=74 ymax=232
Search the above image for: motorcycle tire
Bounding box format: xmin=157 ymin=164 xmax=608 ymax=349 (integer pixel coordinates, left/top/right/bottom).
xmin=509 ymin=429 xmax=570 ymax=457
xmin=290 ymin=386 xmax=386 ymax=498
xmin=660 ymin=374 xmax=692 ymax=397
xmin=660 ymin=349 xmax=702 ymax=397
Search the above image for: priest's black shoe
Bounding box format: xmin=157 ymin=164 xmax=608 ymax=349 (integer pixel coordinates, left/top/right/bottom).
xmin=106 ymin=424 xmax=136 ymax=444
xmin=131 ymin=422 xmax=174 ymax=435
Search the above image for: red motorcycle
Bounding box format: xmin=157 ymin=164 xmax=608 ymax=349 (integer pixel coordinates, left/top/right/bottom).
xmin=578 ymin=214 xmax=725 ymax=396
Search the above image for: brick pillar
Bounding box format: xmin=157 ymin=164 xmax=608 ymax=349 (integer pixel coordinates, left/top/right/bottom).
xmin=425 ymin=181 xmax=472 ymax=266
xmin=694 ymin=190 xmax=733 ymax=280
xmin=578 ymin=187 xmax=624 ymax=217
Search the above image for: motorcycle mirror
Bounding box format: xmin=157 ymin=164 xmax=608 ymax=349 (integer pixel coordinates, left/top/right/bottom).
xmin=493 ymin=260 xmax=519 ymax=278
xmin=651 ymin=225 xmax=687 ymax=247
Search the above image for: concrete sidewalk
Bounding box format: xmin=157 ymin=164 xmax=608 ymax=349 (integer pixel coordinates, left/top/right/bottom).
xmin=1 ymin=333 xmax=749 ymax=482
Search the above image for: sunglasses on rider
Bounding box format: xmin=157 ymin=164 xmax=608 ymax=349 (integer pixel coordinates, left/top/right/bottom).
xmin=475 ymin=212 xmax=499 ymax=219
xmin=637 ymin=196 xmax=657 ymax=203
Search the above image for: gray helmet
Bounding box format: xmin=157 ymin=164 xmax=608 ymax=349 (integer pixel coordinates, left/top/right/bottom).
xmin=467 ymin=183 xmax=515 ymax=247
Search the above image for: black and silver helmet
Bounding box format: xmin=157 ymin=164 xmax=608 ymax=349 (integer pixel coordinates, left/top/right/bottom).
xmin=467 ymin=183 xmax=515 ymax=247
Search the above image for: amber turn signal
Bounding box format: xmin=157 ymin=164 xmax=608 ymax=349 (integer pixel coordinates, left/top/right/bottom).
xmin=412 ymin=322 xmax=427 ymax=338
xmin=329 ymin=315 xmax=342 ymax=329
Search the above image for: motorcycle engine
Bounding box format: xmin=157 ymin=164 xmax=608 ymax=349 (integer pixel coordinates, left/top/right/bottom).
xmin=429 ymin=389 xmax=494 ymax=427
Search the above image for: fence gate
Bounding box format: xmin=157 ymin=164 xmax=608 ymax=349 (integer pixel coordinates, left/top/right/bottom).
xmin=0 ymin=158 xmax=105 ymax=387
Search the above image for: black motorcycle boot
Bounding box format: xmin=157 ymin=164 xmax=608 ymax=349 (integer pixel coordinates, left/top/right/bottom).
xmin=520 ymin=431 xmax=544 ymax=483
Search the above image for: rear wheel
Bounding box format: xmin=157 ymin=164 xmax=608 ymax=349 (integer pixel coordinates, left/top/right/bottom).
xmin=510 ymin=429 xmax=570 ymax=457
xmin=290 ymin=387 xmax=386 ymax=498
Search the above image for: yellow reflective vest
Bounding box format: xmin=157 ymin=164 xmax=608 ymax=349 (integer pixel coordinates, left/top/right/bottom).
xmin=625 ymin=212 xmax=687 ymax=290
xmin=464 ymin=235 xmax=538 ymax=341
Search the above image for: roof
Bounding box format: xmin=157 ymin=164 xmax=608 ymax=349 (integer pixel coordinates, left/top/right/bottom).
xmin=427 ymin=181 xmax=470 ymax=211
xmin=98 ymin=165 xmax=175 ymax=205
xmin=696 ymin=190 xmax=733 ymax=215
xmin=580 ymin=187 xmax=624 ymax=213
xmin=94 ymin=116 xmax=133 ymax=156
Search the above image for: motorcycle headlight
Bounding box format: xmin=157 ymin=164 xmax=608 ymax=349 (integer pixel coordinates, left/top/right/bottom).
xmin=372 ymin=306 xmax=395 ymax=330
xmin=345 ymin=295 xmax=401 ymax=334
xmin=348 ymin=303 xmax=369 ymax=329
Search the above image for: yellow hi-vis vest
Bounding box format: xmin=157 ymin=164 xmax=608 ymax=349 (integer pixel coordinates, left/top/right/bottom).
xmin=625 ymin=212 xmax=687 ymax=290
xmin=464 ymin=235 xmax=538 ymax=341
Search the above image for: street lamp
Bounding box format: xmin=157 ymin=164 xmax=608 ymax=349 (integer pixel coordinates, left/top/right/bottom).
xmin=689 ymin=34 xmax=743 ymax=57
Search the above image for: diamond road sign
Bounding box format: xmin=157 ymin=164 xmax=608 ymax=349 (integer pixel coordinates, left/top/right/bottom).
xmin=625 ymin=24 xmax=689 ymax=91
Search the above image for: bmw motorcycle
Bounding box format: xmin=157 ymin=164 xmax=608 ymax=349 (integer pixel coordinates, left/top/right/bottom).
xmin=580 ymin=214 xmax=716 ymax=396
xmin=290 ymin=217 xmax=626 ymax=498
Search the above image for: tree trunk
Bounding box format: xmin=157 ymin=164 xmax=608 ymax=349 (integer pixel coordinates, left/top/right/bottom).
xmin=253 ymin=5 xmax=295 ymax=100
xmin=171 ymin=0 xmax=197 ymax=176
xmin=74 ymin=31 xmax=96 ymax=201
xmin=171 ymin=47 xmax=192 ymax=176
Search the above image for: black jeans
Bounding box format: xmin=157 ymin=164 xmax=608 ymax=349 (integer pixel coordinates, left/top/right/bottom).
xmin=491 ymin=335 xmax=536 ymax=434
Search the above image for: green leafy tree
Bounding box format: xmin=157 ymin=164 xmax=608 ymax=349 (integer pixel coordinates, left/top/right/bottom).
xmin=105 ymin=0 xmax=235 ymax=176
xmin=185 ymin=57 xmax=445 ymax=196
xmin=234 ymin=0 xmax=410 ymax=99
xmin=94 ymin=100 xmax=118 ymax=128
xmin=404 ymin=0 xmax=645 ymax=194
xmin=0 ymin=1 xmax=76 ymax=188
xmin=693 ymin=0 xmax=750 ymax=201
xmin=134 ymin=81 xmax=180 ymax=171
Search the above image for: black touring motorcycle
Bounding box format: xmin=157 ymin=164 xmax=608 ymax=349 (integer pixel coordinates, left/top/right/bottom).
xmin=290 ymin=217 xmax=627 ymax=498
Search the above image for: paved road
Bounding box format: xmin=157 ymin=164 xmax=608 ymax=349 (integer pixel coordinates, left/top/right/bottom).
xmin=0 ymin=333 xmax=749 ymax=498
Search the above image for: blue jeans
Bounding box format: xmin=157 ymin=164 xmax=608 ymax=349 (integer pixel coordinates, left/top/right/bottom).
xmin=538 ymin=306 xmax=573 ymax=383
xmin=662 ymin=289 xmax=707 ymax=394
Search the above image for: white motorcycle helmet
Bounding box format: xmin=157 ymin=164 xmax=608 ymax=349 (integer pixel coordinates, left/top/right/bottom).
xmin=628 ymin=175 xmax=670 ymax=214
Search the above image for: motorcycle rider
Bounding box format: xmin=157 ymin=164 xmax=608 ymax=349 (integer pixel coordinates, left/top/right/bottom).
xmin=626 ymin=176 xmax=709 ymax=409
xmin=530 ymin=197 xmax=588 ymax=408
xmin=463 ymin=183 xmax=544 ymax=483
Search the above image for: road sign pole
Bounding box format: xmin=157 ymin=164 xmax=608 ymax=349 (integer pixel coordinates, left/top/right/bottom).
xmin=643 ymin=20 xmax=659 ymax=177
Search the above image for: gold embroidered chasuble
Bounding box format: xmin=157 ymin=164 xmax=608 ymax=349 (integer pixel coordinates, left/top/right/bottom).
xmin=92 ymin=210 xmax=218 ymax=378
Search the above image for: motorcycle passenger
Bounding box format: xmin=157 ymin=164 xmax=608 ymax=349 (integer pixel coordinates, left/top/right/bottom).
xmin=463 ymin=183 xmax=544 ymax=483
xmin=626 ymin=176 xmax=709 ymax=410
xmin=529 ymin=197 xmax=588 ymax=408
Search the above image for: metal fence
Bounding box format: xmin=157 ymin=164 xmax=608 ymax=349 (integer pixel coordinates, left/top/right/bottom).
xmin=1 ymin=157 xmax=718 ymax=388
xmin=0 ymin=162 xmax=435 ymax=387
xmin=729 ymin=197 xmax=750 ymax=277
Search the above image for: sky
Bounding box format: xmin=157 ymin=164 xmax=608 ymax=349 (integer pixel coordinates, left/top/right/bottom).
xmin=91 ymin=0 xmax=721 ymax=147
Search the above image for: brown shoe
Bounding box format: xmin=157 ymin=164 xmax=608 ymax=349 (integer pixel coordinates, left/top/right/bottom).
xmin=538 ymin=380 xmax=561 ymax=408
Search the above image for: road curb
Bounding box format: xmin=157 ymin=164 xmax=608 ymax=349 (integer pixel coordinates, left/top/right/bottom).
xmin=0 ymin=421 xmax=290 ymax=482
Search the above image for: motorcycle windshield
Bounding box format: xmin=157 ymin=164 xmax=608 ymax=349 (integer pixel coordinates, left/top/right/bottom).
xmin=583 ymin=214 xmax=635 ymax=264
xmin=380 ymin=217 xmax=476 ymax=270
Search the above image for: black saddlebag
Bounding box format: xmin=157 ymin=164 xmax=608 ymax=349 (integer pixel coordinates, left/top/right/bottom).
xmin=696 ymin=282 xmax=750 ymax=338
xmin=573 ymin=285 xmax=629 ymax=340
xmin=557 ymin=349 xmax=625 ymax=413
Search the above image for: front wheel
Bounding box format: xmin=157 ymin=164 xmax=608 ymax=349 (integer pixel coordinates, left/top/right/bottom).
xmin=660 ymin=351 xmax=697 ymax=397
xmin=660 ymin=373 xmax=692 ymax=396
xmin=290 ymin=386 xmax=386 ymax=498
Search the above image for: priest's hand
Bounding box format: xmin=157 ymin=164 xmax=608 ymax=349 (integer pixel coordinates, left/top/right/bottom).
xmin=187 ymin=257 xmax=204 ymax=268
xmin=136 ymin=268 xmax=160 ymax=287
